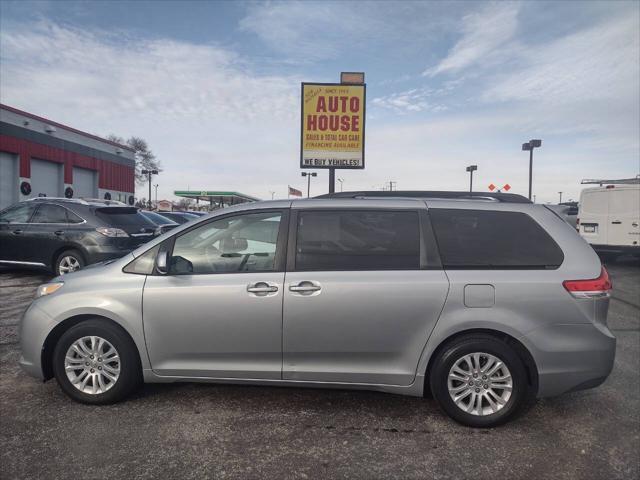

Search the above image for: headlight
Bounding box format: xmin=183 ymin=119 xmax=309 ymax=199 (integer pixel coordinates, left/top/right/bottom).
xmin=96 ymin=227 xmax=129 ymax=237
xmin=35 ymin=282 xmax=64 ymax=298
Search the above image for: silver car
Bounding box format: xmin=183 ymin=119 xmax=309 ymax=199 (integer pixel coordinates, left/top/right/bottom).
xmin=19 ymin=192 xmax=616 ymax=427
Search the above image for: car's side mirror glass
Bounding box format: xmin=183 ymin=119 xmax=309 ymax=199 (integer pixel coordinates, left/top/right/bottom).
xmin=156 ymin=250 xmax=168 ymax=274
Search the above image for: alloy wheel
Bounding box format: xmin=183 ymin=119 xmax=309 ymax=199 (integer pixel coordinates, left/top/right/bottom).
xmin=58 ymin=255 xmax=81 ymax=274
xmin=447 ymin=352 xmax=513 ymax=416
xmin=64 ymin=336 xmax=121 ymax=394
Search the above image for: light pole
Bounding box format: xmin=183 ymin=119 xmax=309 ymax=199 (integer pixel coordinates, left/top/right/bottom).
xmin=269 ymin=191 xmax=275 ymax=200
xmin=465 ymin=165 xmax=478 ymax=193
xmin=522 ymin=139 xmax=542 ymax=200
xmin=301 ymin=171 xmax=317 ymax=198
xmin=154 ymin=184 xmax=159 ymax=208
xmin=558 ymin=191 xmax=563 ymax=204
xmin=141 ymin=169 xmax=158 ymax=209
xmin=337 ymin=178 xmax=344 ymax=192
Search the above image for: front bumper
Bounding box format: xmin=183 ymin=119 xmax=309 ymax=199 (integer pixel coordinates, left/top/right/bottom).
xmin=18 ymin=302 xmax=54 ymax=380
xmin=523 ymin=322 xmax=616 ymax=398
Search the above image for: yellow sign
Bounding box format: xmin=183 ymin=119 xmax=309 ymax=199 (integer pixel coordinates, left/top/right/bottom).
xmin=300 ymin=83 xmax=365 ymax=169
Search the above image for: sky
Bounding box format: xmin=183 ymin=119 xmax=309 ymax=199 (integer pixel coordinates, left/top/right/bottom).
xmin=0 ymin=0 xmax=638 ymax=203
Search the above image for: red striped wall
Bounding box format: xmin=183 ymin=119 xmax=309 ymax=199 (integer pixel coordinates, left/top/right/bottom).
xmin=0 ymin=134 xmax=134 ymax=193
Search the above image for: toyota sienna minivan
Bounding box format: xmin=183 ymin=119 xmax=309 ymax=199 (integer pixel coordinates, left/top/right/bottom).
xmin=18 ymin=191 xmax=615 ymax=427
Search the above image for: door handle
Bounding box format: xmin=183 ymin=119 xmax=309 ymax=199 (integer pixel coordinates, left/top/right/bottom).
xmin=611 ymin=221 xmax=622 ymax=225
xmin=54 ymin=230 xmax=65 ymax=236
xmin=12 ymin=229 xmax=23 ymax=235
xmin=289 ymin=281 xmax=322 ymax=293
xmin=247 ymin=282 xmax=278 ymax=295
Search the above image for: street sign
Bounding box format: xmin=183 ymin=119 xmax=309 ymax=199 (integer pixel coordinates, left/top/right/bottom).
xmin=489 ymin=183 xmax=511 ymax=192
xmin=300 ymin=83 xmax=365 ymax=169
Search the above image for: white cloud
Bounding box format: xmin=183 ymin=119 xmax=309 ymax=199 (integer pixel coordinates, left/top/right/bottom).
xmin=239 ymin=1 xmax=379 ymax=62
xmin=372 ymin=87 xmax=447 ymax=114
xmin=425 ymin=2 xmax=519 ymax=76
xmin=483 ymin=13 xmax=639 ymax=106
xmin=0 ymin=21 xmax=303 ymax=200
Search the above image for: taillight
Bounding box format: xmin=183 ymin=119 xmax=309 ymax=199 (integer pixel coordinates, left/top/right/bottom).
xmin=96 ymin=227 xmax=129 ymax=237
xmin=563 ymin=267 xmax=612 ymax=299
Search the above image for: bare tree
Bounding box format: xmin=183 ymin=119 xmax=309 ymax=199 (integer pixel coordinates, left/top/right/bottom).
xmin=107 ymin=135 xmax=162 ymax=185
xmin=175 ymin=198 xmax=193 ymax=211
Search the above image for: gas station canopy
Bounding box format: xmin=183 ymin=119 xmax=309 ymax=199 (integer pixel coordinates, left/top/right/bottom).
xmin=174 ymin=191 xmax=260 ymax=207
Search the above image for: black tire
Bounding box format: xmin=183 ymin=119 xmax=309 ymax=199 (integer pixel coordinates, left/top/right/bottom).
xmin=54 ymin=249 xmax=85 ymax=276
xmin=52 ymin=319 xmax=141 ymax=404
xmin=429 ymin=334 xmax=534 ymax=428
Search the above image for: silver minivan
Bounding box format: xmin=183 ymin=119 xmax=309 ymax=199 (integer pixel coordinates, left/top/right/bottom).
xmin=19 ymin=192 xmax=616 ymax=427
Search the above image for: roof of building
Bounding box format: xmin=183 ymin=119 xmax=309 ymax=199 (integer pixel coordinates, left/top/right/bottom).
xmin=0 ymin=103 xmax=135 ymax=152
xmin=174 ymin=191 xmax=261 ymax=204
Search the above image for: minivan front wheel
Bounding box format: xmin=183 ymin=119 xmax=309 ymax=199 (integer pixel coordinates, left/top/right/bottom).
xmin=430 ymin=334 xmax=533 ymax=428
xmin=52 ymin=319 xmax=141 ymax=404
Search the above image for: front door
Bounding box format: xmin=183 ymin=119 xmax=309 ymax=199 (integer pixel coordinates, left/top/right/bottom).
xmin=143 ymin=209 xmax=288 ymax=379
xmin=0 ymin=202 xmax=37 ymax=264
xmin=282 ymin=208 xmax=449 ymax=387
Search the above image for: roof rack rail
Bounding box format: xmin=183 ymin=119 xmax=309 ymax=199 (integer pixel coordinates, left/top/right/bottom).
xmin=25 ymin=197 xmax=90 ymax=205
xmin=581 ymin=176 xmax=639 ymax=185
xmin=315 ymin=191 xmax=532 ymax=204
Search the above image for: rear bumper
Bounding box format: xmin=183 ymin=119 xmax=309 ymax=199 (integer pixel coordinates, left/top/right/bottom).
xmin=522 ymin=322 xmax=616 ymax=398
xmin=84 ymin=245 xmax=133 ymax=265
xmin=83 ymin=235 xmax=155 ymax=265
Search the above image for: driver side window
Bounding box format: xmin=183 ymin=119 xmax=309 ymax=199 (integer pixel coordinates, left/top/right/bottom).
xmin=170 ymin=212 xmax=283 ymax=274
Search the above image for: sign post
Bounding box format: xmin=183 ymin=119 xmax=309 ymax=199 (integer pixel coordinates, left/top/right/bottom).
xmin=301 ymin=72 xmax=365 ymax=194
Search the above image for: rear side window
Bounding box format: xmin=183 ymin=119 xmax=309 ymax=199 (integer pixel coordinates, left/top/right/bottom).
xmin=430 ymin=209 xmax=564 ymax=269
xmin=31 ymin=204 xmax=69 ymax=223
xmin=295 ymin=210 xmax=420 ymax=271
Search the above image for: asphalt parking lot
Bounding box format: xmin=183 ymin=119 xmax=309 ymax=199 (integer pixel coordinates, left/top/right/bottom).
xmin=1 ymin=259 xmax=638 ymax=480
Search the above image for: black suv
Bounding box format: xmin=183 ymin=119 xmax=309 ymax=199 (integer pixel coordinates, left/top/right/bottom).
xmin=0 ymin=198 xmax=158 ymax=275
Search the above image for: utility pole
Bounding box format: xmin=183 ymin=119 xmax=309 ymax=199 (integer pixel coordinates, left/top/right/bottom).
xmin=521 ymin=139 xmax=542 ymax=200
xmin=558 ymin=191 xmax=563 ymax=204
xmin=466 ymin=165 xmax=478 ymax=193
xmin=301 ymin=171 xmax=317 ymax=198
xmin=141 ymin=169 xmax=158 ymax=209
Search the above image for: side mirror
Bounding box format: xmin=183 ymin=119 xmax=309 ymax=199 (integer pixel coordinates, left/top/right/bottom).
xmin=156 ymin=250 xmax=168 ymax=274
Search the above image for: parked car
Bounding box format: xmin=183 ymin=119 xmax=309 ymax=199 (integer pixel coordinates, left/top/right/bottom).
xmin=156 ymin=211 xmax=200 ymax=224
xmin=139 ymin=210 xmax=180 ymax=234
xmin=0 ymin=198 xmax=158 ymax=275
xmin=185 ymin=211 xmax=207 ymax=217
xmin=578 ymin=184 xmax=640 ymax=259
xmin=19 ymin=191 xmax=615 ymax=427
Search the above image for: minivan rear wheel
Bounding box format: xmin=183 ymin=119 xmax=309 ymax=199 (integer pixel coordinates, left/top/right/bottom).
xmin=52 ymin=319 xmax=141 ymax=404
xmin=430 ymin=334 xmax=533 ymax=428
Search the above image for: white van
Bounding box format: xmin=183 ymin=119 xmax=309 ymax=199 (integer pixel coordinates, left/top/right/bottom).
xmin=578 ymin=184 xmax=640 ymax=257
